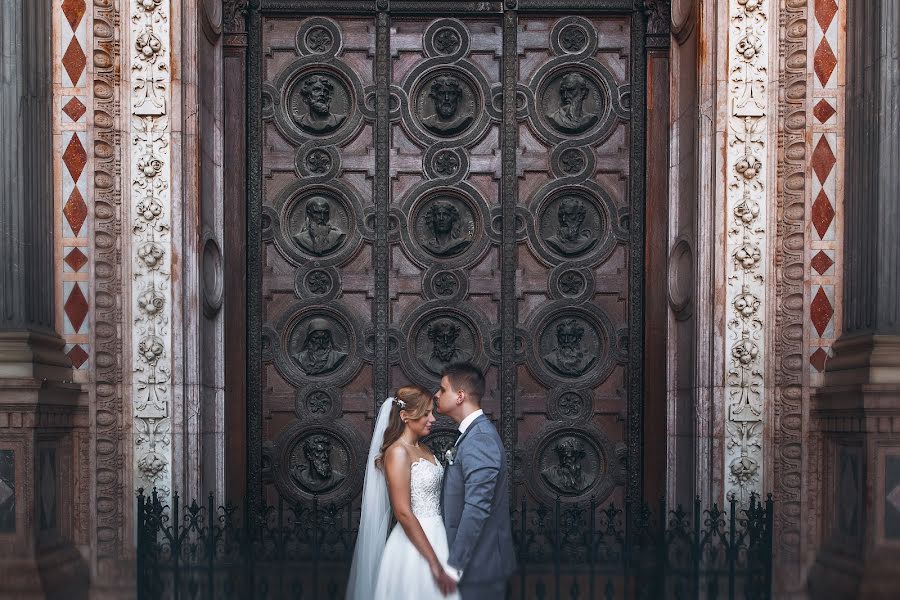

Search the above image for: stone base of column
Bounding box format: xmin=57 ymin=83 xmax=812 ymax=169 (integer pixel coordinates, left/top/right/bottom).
xmin=0 ymin=544 xmax=89 ymax=600
xmin=809 ymin=335 xmax=900 ymax=599
xmin=0 ymin=330 xmax=75 ymax=382
xmin=0 ymin=338 xmax=90 ymax=599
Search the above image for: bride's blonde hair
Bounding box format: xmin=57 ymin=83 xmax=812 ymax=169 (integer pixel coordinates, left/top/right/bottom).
xmin=374 ymin=384 xmax=433 ymax=469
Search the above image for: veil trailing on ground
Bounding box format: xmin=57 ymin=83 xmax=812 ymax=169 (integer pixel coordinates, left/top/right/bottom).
xmin=345 ymin=397 xmax=394 ymax=600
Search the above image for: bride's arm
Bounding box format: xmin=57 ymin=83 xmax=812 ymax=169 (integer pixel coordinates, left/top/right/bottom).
xmin=383 ymin=446 xmax=455 ymax=592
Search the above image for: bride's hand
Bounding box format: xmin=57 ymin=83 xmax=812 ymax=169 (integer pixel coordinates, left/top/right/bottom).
xmin=430 ymin=562 xmax=457 ymax=596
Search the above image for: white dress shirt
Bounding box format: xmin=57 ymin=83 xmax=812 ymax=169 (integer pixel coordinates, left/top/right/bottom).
xmin=457 ymin=409 xmax=483 ymax=438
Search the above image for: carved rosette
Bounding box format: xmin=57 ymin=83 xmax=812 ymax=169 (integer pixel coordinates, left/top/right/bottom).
xmin=130 ymin=0 xmax=173 ymax=501
xmin=724 ymin=0 xmax=768 ymax=503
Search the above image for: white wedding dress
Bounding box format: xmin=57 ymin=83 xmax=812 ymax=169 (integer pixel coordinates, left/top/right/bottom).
xmin=345 ymin=399 xmax=460 ymax=600
xmin=372 ymin=457 xmax=459 ymax=599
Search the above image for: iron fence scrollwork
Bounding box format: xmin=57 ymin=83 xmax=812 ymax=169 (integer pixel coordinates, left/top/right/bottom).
xmin=137 ymin=488 xmax=773 ymax=599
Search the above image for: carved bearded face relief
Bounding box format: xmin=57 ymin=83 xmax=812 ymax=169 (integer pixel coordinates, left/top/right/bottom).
xmin=302 ymin=75 xmax=334 ymax=116
xmin=430 ymin=76 xmax=462 ymax=118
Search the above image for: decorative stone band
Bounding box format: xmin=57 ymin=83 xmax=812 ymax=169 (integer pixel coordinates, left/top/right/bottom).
xmin=130 ymin=0 xmax=173 ymax=501
xmin=724 ymin=0 xmax=769 ymax=503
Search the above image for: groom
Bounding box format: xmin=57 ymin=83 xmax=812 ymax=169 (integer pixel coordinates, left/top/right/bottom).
xmin=435 ymin=363 xmax=517 ymax=599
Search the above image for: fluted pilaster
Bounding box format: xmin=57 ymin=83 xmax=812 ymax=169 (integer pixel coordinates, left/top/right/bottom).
xmin=0 ymin=0 xmax=55 ymax=334
xmin=842 ymin=0 xmax=900 ymax=337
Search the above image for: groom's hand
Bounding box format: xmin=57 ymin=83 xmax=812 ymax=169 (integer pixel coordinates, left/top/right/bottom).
xmin=430 ymin=562 xmax=457 ymax=596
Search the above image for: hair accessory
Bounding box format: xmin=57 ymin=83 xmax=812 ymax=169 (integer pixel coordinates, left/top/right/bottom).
xmin=393 ymin=398 xmax=407 ymax=409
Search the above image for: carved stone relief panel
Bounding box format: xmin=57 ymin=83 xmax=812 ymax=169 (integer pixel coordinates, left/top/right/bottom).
xmin=516 ymin=15 xmax=635 ymax=503
xmin=260 ymin=16 xmax=376 ymax=505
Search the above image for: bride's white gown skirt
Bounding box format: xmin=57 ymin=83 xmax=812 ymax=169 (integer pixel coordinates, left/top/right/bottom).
xmin=373 ymin=459 xmax=460 ymax=600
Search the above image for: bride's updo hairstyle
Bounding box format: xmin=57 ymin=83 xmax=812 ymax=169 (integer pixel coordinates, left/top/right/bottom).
xmin=375 ymin=384 xmax=433 ymax=469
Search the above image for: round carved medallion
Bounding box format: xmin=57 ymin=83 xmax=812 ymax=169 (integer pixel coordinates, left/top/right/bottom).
xmin=286 ymin=192 xmax=351 ymax=257
xmin=537 ymin=432 xmax=605 ymax=496
xmin=305 ymin=26 xmax=334 ymax=54
xmin=289 ymin=431 xmax=349 ymax=494
xmin=287 ymin=70 xmax=352 ymax=136
xmin=288 ymin=315 xmax=351 ymax=377
xmin=414 ymin=70 xmax=478 ymax=138
xmin=538 ymin=315 xmax=602 ymax=378
xmin=539 ymin=70 xmax=606 ymax=136
xmin=559 ymin=24 xmax=589 ymax=53
xmin=413 ymin=315 xmax=477 ymax=376
xmin=538 ymin=193 xmax=605 ymax=259
xmin=413 ymin=194 xmax=476 ymax=258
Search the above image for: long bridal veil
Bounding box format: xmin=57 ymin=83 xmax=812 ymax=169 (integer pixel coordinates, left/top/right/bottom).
xmin=345 ymin=398 xmax=394 ymax=600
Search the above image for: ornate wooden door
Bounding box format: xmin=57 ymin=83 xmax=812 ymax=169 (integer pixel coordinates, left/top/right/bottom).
xmin=247 ymin=2 xmax=645 ymax=509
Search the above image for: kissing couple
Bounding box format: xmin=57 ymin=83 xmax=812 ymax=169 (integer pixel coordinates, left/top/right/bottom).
xmin=345 ymin=363 xmax=517 ymax=599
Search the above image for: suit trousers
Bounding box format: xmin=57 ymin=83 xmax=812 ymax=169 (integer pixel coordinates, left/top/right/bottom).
xmin=458 ymin=579 xmax=506 ymax=600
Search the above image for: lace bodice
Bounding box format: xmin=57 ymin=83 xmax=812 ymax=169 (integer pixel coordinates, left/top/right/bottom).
xmin=409 ymin=458 xmax=443 ymax=519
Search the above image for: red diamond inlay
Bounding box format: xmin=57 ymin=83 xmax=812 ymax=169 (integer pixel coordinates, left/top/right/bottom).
xmin=64 ymin=187 xmax=88 ymax=237
xmin=64 ymin=283 xmax=89 ymax=333
xmin=815 ymin=0 xmax=839 ymax=32
xmin=67 ymin=345 xmax=89 ymax=369
xmin=814 ymin=99 xmax=836 ymax=124
xmin=811 ymin=250 xmax=834 ymax=275
xmin=812 ymin=190 xmax=836 ymax=238
xmin=61 ymin=37 xmax=86 ymax=85
xmin=62 ymin=97 xmax=86 ymax=122
xmin=815 ymin=38 xmax=837 ymax=87
xmin=62 ymin=134 xmax=87 ymax=183
xmin=61 ymin=0 xmax=86 ymax=30
xmin=64 ymin=247 xmax=88 ymax=272
xmin=812 ymin=136 xmax=836 ymax=184
xmin=810 ymin=347 xmax=828 ymax=372
xmin=811 ymin=287 xmax=834 ymax=337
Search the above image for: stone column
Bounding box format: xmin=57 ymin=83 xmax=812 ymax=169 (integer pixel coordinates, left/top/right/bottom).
xmin=0 ymin=0 xmax=88 ymax=597
xmin=810 ymin=1 xmax=900 ymax=597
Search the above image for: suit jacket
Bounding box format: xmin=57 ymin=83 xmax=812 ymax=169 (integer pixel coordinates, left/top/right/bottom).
xmin=441 ymin=414 xmax=517 ymax=584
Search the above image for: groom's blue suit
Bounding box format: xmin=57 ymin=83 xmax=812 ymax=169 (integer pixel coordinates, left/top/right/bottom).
xmin=441 ymin=414 xmax=517 ymax=599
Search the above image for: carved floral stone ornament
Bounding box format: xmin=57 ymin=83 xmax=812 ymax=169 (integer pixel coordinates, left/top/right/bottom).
xmin=735 ymin=155 xmax=761 ymax=180
xmin=433 ymin=28 xmax=461 ymax=54
xmin=138 ymin=241 xmax=165 ymax=270
xmin=137 ymin=156 xmax=163 ymax=178
xmin=138 ymin=336 xmax=165 ymax=366
xmin=559 ymin=24 xmax=588 ymax=53
xmin=433 ymin=272 xmax=458 ymax=296
xmin=137 ymin=289 xmax=165 ymax=317
xmin=559 ymin=148 xmax=586 ymax=175
xmin=734 ymin=243 xmax=761 ymax=270
xmin=433 ymin=150 xmax=460 ymax=177
xmin=135 ymin=27 xmax=162 ymax=61
xmin=305 ymin=270 xmax=333 ymax=295
xmin=138 ymin=0 xmax=163 ymax=12
xmin=558 ymin=271 xmax=586 ymax=296
xmin=305 ymin=149 xmax=332 ymax=174
xmin=306 ymin=27 xmax=333 ymax=53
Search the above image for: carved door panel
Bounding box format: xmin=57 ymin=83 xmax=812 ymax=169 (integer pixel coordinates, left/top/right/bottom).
xmin=512 ymin=15 xmax=638 ymax=506
xmin=251 ymin=8 xmax=643 ymax=507
xmin=258 ymin=16 xmax=378 ymax=506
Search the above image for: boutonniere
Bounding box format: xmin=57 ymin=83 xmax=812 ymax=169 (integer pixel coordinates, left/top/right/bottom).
xmin=444 ymin=446 xmax=458 ymax=466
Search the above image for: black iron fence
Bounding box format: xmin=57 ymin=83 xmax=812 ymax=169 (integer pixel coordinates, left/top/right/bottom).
xmin=137 ymin=489 xmax=773 ymax=600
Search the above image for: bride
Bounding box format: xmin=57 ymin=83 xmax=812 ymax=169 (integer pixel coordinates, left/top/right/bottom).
xmin=346 ymin=385 xmax=459 ymax=599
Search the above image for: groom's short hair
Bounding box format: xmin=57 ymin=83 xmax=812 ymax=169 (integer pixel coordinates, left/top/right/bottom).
xmin=442 ymin=362 xmax=485 ymax=405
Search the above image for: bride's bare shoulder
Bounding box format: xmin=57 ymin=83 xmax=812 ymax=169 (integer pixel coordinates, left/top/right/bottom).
xmin=383 ymin=443 xmax=411 ymax=467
